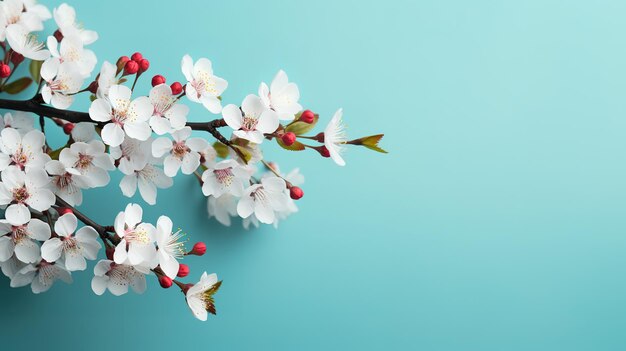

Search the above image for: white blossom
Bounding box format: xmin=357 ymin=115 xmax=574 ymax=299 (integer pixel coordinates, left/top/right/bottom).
xmin=53 ymin=3 xmax=97 ymax=45
xmin=181 ymin=54 xmax=227 ymax=113
xmin=148 ymin=83 xmax=189 ymax=135
xmin=259 ymin=70 xmax=302 ymax=121
xmin=11 ymin=260 xmax=72 ymax=294
xmin=324 ymin=108 xmax=347 ymax=166
xmin=237 ymin=176 xmax=289 ymax=224
xmin=151 ymin=126 xmax=208 ymax=177
xmin=113 ymin=203 xmax=156 ymax=266
xmin=40 ymin=58 xmax=84 ymax=109
xmin=186 ymin=272 xmax=221 ymax=321
xmin=91 ymin=259 xmax=146 ymax=296
xmin=40 ymin=213 xmax=100 ymax=271
xmin=0 ymin=211 xmax=50 ymax=263
xmin=223 ymin=94 xmax=279 ymax=144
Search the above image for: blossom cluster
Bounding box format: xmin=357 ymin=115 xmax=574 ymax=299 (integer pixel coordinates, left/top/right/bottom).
xmin=0 ymin=0 xmax=385 ymax=320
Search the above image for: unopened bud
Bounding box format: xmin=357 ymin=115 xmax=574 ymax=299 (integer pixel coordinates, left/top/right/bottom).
xmin=318 ymin=146 xmax=330 ymax=158
xmin=177 ymin=263 xmax=190 ymax=277
xmin=0 ymin=63 xmax=11 ymax=78
xmin=159 ymin=275 xmax=173 ymax=288
xmin=131 ymin=52 xmax=143 ymax=62
xmin=123 ymin=60 xmax=139 ymax=75
xmin=281 ymin=132 xmax=296 ymax=146
xmin=190 ymin=242 xmax=206 ymax=256
xmin=9 ymin=51 xmax=23 ymax=65
xmin=58 ymin=207 xmax=73 ymax=215
xmin=138 ymin=58 xmax=149 ymax=73
xmin=300 ymin=110 xmax=315 ymax=123
xmin=170 ymin=82 xmax=183 ymax=95
xmin=53 ymin=29 xmax=63 ymax=42
xmin=63 ymin=123 xmax=74 ymax=135
xmin=151 ymin=74 xmax=166 ymax=87
xmin=289 ymin=186 xmax=304 ymax=200
xmin=116 ymin=56 xmax=130 ymax=73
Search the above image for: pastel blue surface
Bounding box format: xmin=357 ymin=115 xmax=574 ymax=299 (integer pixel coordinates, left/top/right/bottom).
xmin=2 ymin=0 xmax=626 ymax=349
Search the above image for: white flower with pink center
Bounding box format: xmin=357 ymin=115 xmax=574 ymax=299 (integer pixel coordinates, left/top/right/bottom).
xmin=181 ymin=54 xmax=227 ymax=114
xmin=154 ymin=215 xmax=184 ymax=279
xmin=201 ymin=159 xmax=249 ymax=198
xmin=324 ymin=108 xmax=347 ymax=166
xmin=45 ymin=160 xmax=89 ymax=206
xmin=6 ymin=23 xmax=49 ymax=60
xmin=0 ymin=211 xmax=50 ymax=264
xmin=91 ymin=259 xmax=146 ymax=296
xmin=0 ymin=112 xmax=35 ymax=135
xmin=113 ymin=203 xmax=157 ymax=266
xmin=40 ymin=213 xmax=100 ymax=271
xmin=151 ymin=126 xmax=208 ymax=177
xmin=53 ymin=3 xmax=97 ymax=45
xmin=258 ymin=70 xmax=302 ymax=121
xmin=40 ymin=58 xmax=84 ymax=109
xmin=0 ymin=128 xmax=48 ymax=172
xmin=186 ymin=272 xmax=221 ymax=321
xmin=95 ymin=61 xmax=117 ymax=98
xmin=119 ymin=163 xmax=172 ymax=205
xmin=237 ymin=176 xmax=289 ymax=224
xmin=148 ymin=83 xmax=189 ymax=135
xmin=10 ymin=259 xmax=72 ymax=294
xmin=0 ymin=0 xmax=50 ymax=41
xmin=0 ymin=166 xmax=55 ymax=223
xmin=59 ymin=140 xmax=114 ymax=188
xmin=46 ymin=33 xmax=97 ymax=78
xmin=223 ymin=94 xmax=279 ymax=144
xmin=88 ymin=84 xmax=153 ymax=147
xmin=109 ymin=137 xmax=151 ymax=175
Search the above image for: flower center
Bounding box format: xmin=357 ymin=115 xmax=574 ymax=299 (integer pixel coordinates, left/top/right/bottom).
xmin=12 ymin=225 xmax=29 ymax=243
xmin=172 ymin=141 xmax=189 ymax=159
xmin=163 ymin=229 xmax=186 ymax=259
xmin=12 ymin=186 xmax=29 ymax=203
xmin=124 ymin=226 xmax=151 ymax=244
xmin=53 ymin=172 xmax=74 ymax=190
xmin=153 ymin=95 xmax=174 ymax=117
xmin=241 ymin=115 xmax=258 ymax=132
xmin=214 ymin=168 xmax=234 ymax=186
xmin=75 ymin=153 xmax=93 ymax=170
xmin=62 ymin=237 xmax=81 ymax=254
xmin=10 ymin=147 xmax=29 ymax=169
xmin=48 ymin=79 xmax=69 ymax=93
xmin=112 ymin=108 xmax=128 ymax=126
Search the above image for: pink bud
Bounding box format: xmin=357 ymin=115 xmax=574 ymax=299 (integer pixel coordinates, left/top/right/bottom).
xmin=0 ymin=63 xmax=11 ymax=78
xmin=58 ymin=207 xmax=73 ymax=215
xmin=159 ymin=275 xmax=173 ymax=288
xmin=281 ymin=132 xmax=296 ymax=146
xmin=63 ymin=123 xmax=74 ymax=135
xmin=319 ymin=146 xmax=330 ymax=158
xmin=290 ymin=186 xmax=304 ymax=200
xmin=300 ymin=110 xmax=315 ymax=123
xmin=10 ymin=52 xmax=23 ymax=65
xmin=123 ymin=60 xmax=139 ymax=75
xmin=131 ymin=52 xmax=143 ymax=62
xmin=170 ymin=82 xmax=183 ymax=95
xmin=177 ymin=263 xmax=190 ymax=277
xmin=190 ymin=242 xmax=206 ymax=256
xmin=151 ymin=74 xmax=166 ymax=87
xmin=138 ymin=58 xmax=149 ymax=73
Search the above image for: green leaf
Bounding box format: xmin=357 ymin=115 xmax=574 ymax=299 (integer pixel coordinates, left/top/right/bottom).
xmin=231 ymin=144 xmax=252 ymax=163
xmin=353 ymin=134 xmax=388 ymax=153
xmin=276 ymin=137 xmax=306 ymax=151
xmin=3 ymin=77 xmax=33 ymax=94
xmin=213 ymin=142 xmax=229 ymax=158
xmin=285 ymin=112 xmax=319 ymax=135
xmin=29 ymin=60 xmax=43 ymax=82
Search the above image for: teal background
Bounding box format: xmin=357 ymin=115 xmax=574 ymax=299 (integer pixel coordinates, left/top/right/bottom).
xmin=2 ymin=0 xmax=626 ymax=349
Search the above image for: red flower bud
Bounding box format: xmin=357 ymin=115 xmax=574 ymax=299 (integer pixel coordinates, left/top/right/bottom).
xmin=116 ymin=55 xmax=130 ymax=72
xmin=170 ymin=82 xmax=183 ymax=95
xmin=151 ymin=74 xmax=166 ymax=87
xmin=63 ymin=123 xmax=74 ymax=135
xmin=190 ymin=242 xmax=206 ymax=256
xmin=319 ymin=146 xmax=331 ymax=158
xmin=138 ymin=58 xmax=149 ymax=73
xmin=0 ymin=63 xmax=11 ymax=78
xmin=300 ymin=110 xmax=315 ymax=124
xmin=10 ymin=52 xmax=23 ymax=65
xmin=53 ymin=29 xmax=64 ymax=42
xmin=123 ymin=60 xmax=139 ymax=75
xmin=177 ymin=263 xmax=190 ymax=277
xmin=58 ymin=207 xmax=73 ymax=215
xmin=131 ymin=52 xmax=143 ymax=62
xmin=281 ymin=132 xmax=296 ymax=146
xmin=290 ymin=186 xmax=304 ymax=200
xmin=159 ymin=275 xmax=173 ymax=289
